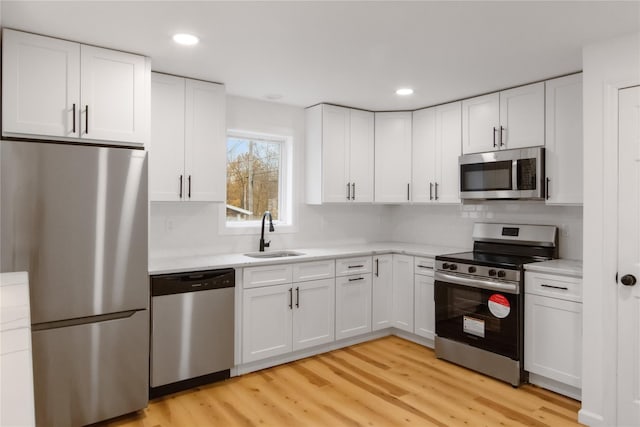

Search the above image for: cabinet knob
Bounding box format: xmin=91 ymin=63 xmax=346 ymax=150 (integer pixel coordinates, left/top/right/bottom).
xmin=621 ymin=274 xmax=637 ymax=286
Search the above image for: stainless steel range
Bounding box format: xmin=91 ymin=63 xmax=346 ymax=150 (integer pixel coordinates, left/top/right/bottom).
xmin=434 ymin=223 xmax=558 ymax=386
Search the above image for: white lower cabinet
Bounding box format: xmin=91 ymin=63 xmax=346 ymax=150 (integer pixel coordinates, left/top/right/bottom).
xmin=392 ymin=254 xmax=414 ymax=332
xmin=414 ymin=257 xmax=435 ymax=340
xmin=335 ymin=273 xmax=372 ymax=340
xmin=292 ymin=278 xmax=335 ymax=351
xmin=372 ymin=254 xmax=393 ymax=331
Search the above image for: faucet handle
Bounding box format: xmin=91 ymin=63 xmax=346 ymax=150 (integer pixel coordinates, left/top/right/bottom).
xmin=264 ymin=241 xmax=271 ymax=248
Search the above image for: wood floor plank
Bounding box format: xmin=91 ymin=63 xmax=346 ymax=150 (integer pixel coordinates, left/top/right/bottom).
xmin=99 ymin=336 xmax=583 ymax=427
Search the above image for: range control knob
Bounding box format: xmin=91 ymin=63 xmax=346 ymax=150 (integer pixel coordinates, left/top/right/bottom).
xmin=449 ymin=264 xmax=458 ymax=271
xmin=497 ymin=270 xmax=506 ymax=278
xmin=442 ymin=263 xmax=450 ymax=269
xmin=468 ymin=266 xmax=477 ymax=273
xmin=488 ymin=269 xmax=497 ymax=277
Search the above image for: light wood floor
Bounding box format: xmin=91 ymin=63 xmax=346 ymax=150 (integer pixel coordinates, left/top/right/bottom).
xmin=102 ymin=336 xmax=582 ymax=427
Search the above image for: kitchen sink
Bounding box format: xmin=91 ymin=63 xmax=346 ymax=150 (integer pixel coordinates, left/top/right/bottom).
xmin=244 ymin=250 xmax=305 ymax=259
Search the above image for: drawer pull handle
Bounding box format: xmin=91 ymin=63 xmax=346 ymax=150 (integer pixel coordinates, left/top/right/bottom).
xmin=348 ymin=277 xmax=364 ymax=282
xmin=417 ymin=265 xmax=432 ymax=269
xmin=540 ymin=284 xmax=568 ymax=290
xmin=348 ymin=265 xmax=364 ymax=269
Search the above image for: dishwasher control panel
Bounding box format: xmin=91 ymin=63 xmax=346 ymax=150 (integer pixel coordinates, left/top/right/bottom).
xmin=151 ymin=268 xmax=235 ymax=296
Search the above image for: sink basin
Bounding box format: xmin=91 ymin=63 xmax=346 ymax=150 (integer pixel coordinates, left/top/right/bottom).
xmin=244 ymin=250 xmax=305 ymax=259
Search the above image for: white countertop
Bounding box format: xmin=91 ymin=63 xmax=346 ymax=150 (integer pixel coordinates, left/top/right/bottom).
xmin=149 ymin=242 xmax=468 ymax=275
xmin=524 ymin=259 xmax=583 ymax=277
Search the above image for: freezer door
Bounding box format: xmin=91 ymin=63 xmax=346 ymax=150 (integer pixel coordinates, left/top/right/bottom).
xmin=31 ymin=310 xmax=149 ymax=426
xmin=0 ymin=141 xmax=148 ymax=323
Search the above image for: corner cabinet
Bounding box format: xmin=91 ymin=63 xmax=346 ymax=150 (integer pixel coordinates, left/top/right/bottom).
xmin=2 ymin=29 xmax=149 ymax=146
xmin=462 ymin=82 xmax=544 ymax=154
xmin=412 ymin=102 xmax=462 ymax=204
xmin=150 ymin=73 xmax=226 ymax=202
xmin=374 ymin=112 xmax=413 ymax=203
xmin=372 ymin=254 xmax=394 ymax=331
xmin=305 ymin=104 xmax=374 ymax=204
xmin=545 ymin=73 xmax=583 ymax=205
xmin=391 ymin=254 xmax=414 ymax=332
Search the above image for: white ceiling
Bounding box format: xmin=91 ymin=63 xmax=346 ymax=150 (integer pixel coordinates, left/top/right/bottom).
xmin=2 ymin=1 xmax=639 ymax=111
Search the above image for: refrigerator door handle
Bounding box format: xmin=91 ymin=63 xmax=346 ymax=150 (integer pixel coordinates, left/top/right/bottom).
xmin=32 ymin=310 xmax=139 ymax=331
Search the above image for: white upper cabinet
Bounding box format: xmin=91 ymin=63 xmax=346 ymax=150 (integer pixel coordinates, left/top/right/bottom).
xmin=2 ymin=29 xmax=149 ymax=146
xmin=462 ymin=82 xmax=544 ymax=154
xmin=305 ymin=104 xmax=374 ymax=204
xmin=150 ymin=73 xmax=226 ymax=202
xmin=545 ymin=73 xmax=583 ymax=205
xmin=374 ymin=112 xmax=412 ymax=203
xmin=412 ymin=102 xmax=461 ymax=204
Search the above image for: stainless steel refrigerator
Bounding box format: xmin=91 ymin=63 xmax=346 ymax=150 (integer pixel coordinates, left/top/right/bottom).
xmin=0 ymin=140 xmax=149 ymax=426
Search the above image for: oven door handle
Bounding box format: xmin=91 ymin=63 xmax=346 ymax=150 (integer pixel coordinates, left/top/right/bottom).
xmin=435 ymin=271 xmax=520 ymax=294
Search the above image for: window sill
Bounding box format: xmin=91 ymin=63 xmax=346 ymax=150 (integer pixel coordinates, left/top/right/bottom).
xmin=218 ymin=222 xmax=298 ymax=236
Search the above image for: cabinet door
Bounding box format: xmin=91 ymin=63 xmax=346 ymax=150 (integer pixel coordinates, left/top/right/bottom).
xmin=414 ymin=273 xmax=435 ymax=340
xmin=435 ymin=101 xmax=462 ymax=204
xmin=242 ymin=284 xmax=293 ymax=363
xmin=349 ymin=109 xmax=375 ymax=202
xmin=80 ymin=45 xmax=147 ymax=144
xmin=372 ymin=255 xmax=394 ymax=330
xmin=321 ymin=105 xmax=350 ymax=203
xmin=150 ymin=73 xmax=186 ymax=201
xmin=292 ymin=278 xmax=335 ymax=351
xmin=335 ymin=274 xmax=372 ymax=339
xmin=184 ymin=79 xmax=226 ymax=201
xmin=392 ymin=254 xmax=414 ymax=332
xmin=524 ymin=294 xmax=582 ymax=388
xmin=499 ymin=82 xmax=544 ymax=150
xmin=545 ymin=74 xmax=583 ymax=205
xmin=462 ymin=92 xmax=499 ymax=154
xmin=2 ymin=29 xmax=80 ymax=138
xmin=374 ymin=112 xmax=412 ymax=203
xmin=411 ymin=108 xmax=437 ymax=203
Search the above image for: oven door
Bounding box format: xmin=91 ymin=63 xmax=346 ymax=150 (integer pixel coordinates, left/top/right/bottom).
xmin=434 ymin=274 xmax=521 ymax=360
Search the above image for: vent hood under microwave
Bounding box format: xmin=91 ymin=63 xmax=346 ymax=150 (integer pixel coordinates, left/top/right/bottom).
xmin=459 ymin=146 xmax=545 ymax=200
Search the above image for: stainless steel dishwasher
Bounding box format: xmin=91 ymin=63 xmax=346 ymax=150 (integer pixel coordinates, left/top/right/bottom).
xmin=150 ymin=268 xmax=235 ymax=398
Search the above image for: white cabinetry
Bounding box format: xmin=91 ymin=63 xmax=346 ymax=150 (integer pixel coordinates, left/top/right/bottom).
xmin=462 ymin=82 xmax=544 ymax=154
xmin=525 ymin=270 xmax=582 ymax=399
xmin=305 ymin=104 xmax=374 ymax=203
xmin=374 ymin=112 xmax=412 ymax=203
xmin=372 ymin=254 xmax=393 ymax=331
xmin=150 ymin=72 xmax=226 ymax=202
xmin=335 ymin=257 xmax=372 ymax=339
xmin=414 ymin=257 xmax=435 ymax=341
xmin=412 ymin=102 xmax=462 ymax=204
xmin=292 ymin=278 xmax=335 ymax=351
xmin=545 ymin=73 xmax=583 ymax=205
xmin=2 ymin=29 xmax=149 ymax=146
xmin=392 ymin=254 xmax=414 ymax=332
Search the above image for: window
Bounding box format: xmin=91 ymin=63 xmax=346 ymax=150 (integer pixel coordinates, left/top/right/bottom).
xmin=225 ymin=131 xmax=291 ymax=228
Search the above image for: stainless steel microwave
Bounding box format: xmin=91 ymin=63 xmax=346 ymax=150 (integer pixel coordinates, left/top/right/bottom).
xmin=459 ymin=146 xmax=545 ymax=200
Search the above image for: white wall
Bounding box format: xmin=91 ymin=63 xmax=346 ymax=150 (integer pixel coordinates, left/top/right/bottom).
xmin=580 ymin=32 xmax=640 ymax=426
xmin=149 ymin=95 xmax=390 ymax=259
xmin=389 ymin=203 xmax=583 ymax=259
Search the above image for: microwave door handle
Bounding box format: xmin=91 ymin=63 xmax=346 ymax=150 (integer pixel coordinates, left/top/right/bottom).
xmin=512 ymin=160 xmax=519 ymax=190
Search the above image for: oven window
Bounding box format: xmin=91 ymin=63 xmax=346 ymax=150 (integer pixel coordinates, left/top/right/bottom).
xmin=516 ymin=158 xmax=537 ymax=190
xmin=460 ymin=161 xmax=512 ymax=192
xmin=434 ymin=281 xmax=520 ymax=359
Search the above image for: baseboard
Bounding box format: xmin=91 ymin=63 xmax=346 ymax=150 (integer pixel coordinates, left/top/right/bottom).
xmin=528 ymin=373 xmax=581 ymax=401
xmin=578 ymin=408 xmax=605 ymax=426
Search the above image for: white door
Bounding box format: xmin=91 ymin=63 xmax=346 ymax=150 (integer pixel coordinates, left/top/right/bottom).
xmin=321 ymin=105 xmax=350 ymax=202
xmin=349 ymin=109 xmax=375 ymax=202
xmin=372 ymin=255 xmax=394 ymax=330
xmin=335 ymin=274 xmax=372 ymax=339
xmin=414 ymin=273 xmax=435 ymax=340
xmin=411 ymin=107 xmax=437 ymax=203
xmin=150 ymin=73 xmax=185 ymax=201
xmin=435 ymin=101 xmax=462 ymax=204
xmin=617 ymin=85 xmax=640 ymax=426
xmin=184 ymin=79 xmax=226 ymax=202
xmin=392 ymin=254 xmax=414 ymax=332
xmin=2 ymin=29 xmax=80 ymax=138
xmin=374 ymin=112 xmax=412 ymax=203
xmin=462 ymin=92 xmax=499 ymax=154
xmin=499 ymin=82 xmax=545 ymax=150
xmin=292 ymin=278 xmax=335 ymax=351
xmin=242 ymin=284 xmax=293 ymax=363
xmin=80 ymin=45 xmax=146 ymax=144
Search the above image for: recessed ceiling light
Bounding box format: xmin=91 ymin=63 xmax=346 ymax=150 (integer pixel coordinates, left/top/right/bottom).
xmin=396 ymin=88 xmax=414 ymax=96
xmin=173 ymin=33 xmax=199 ymax=46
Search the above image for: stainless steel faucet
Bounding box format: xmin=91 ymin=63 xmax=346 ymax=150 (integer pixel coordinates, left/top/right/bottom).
xmin=259 ymin=211 xmax=275 ymax=251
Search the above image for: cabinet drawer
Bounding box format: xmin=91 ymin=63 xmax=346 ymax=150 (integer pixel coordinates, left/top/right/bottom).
xmin=525 ymin=271 xmax=582 ymax=302
xmin=243 ymin=264 xmax=293 ymax=289
xmin=336 ymin=256 xmax=372 ymax=276
xmin=292 ymin=260 xmax=335 ymax=282
xmin=414 ymin=257 xmax=435 ymax=276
